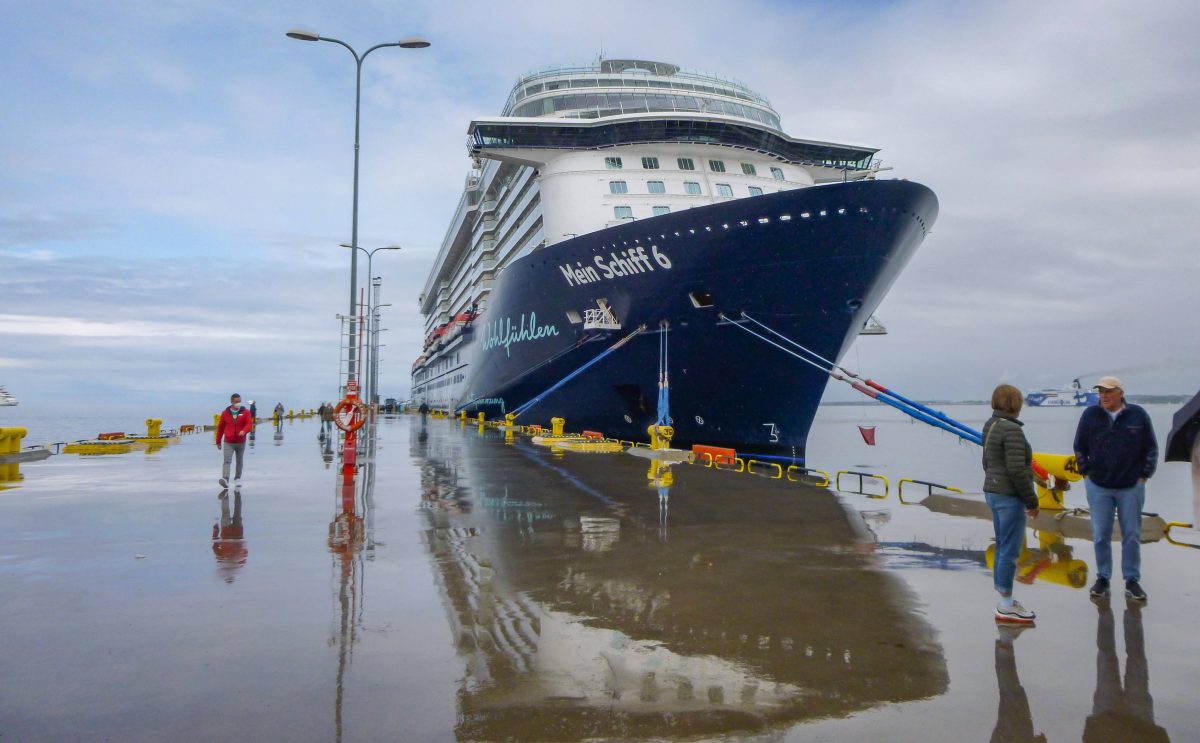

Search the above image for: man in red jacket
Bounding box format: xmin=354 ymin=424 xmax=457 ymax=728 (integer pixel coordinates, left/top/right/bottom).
xmin=216 ymin=392 xmax=254 ymax=488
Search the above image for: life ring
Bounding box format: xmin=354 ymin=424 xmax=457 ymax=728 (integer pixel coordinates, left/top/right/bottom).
xmin=333 ymin=398 xmax=367 ymax=432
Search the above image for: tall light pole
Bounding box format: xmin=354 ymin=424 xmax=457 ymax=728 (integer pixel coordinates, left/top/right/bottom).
xmin=340 ymin=243 xmax=400 ymax=414
xmin=288 ymin=28 xmax=428 ymax=396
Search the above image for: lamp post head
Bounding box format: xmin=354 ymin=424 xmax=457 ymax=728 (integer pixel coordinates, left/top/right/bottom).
xmin=383 ymin=244 xmax=402 ymax=251
xmin=286 ymin=29 xmax=320 ymax=41
xmin=397 ymin=37 xmax=431 ymax=49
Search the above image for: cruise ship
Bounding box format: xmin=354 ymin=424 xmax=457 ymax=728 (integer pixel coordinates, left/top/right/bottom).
xmin=0 ymin=386 xmax=17 ymax=407
xmin=413 ymin=59 xmax=938 ymax=460
xmin=1025 ymin=379 xmax=1099 ymax=407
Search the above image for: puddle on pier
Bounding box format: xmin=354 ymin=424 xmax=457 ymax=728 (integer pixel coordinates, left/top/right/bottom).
xmin=411 ymin=418 xmax=947 ymax=739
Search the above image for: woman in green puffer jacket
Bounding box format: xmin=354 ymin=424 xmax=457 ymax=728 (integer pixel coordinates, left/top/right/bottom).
xmin=982 ymin=384 xmax=1041 ymax=624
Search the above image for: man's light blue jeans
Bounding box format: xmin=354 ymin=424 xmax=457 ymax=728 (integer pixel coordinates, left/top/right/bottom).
xmin=985 ymin=492 xmax=1027 ymax=596
xmin=1085 ymin=480 xmax=1144 ymax=582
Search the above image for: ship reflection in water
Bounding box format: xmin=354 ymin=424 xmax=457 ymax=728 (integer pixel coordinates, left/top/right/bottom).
xmin=412 ymin=418 xmax=948 ymax=739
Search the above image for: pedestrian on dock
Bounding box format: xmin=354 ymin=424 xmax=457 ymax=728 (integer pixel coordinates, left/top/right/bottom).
xmin=419 ymin=401 xmax=430 ymax=421
xmin=982 ymin=384 xmax=1041 ymax=624
xmin=216 ymin=393 xmax=254 ymax=489
xmin=1074 ymin=376 xmax=1158 ymax=602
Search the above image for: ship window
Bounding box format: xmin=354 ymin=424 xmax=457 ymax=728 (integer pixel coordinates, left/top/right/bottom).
xmin=641 ymin=156 xmax=660 ymax=169
xmin=771 ymin=167 xmax=785 ymax=180
xmin=565 ymin=310 xmax=582 ymax=324
xmin=677 ymin=157 xmax=695 ymax=171
xmin=647 ymin=180 xmax=666 ymax=194
xmin=748 ymin=186 xmax=763 ymax=196
xmin=614 ymin=206 xmax=633 ymax=219
xmin=683 ymin=181 xmax=702 ymax=195
xmin=652 ymin=206 xmax=670 ymax=216
xmin=708 ymin=160 xmax=726 ymax=173
xmin=605 ymin=157 xmax=623 ymax=169
xmin=715 ymin=183 xmax=734 ymax=197
xmin=741 ymin=163 xmax=757 ymax=176
xmin=609 ymin=180 xmax=629 ymax=194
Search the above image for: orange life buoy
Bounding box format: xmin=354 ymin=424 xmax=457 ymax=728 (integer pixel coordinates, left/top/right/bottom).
xmin=333 ymin=398 xmax=367 ymax=432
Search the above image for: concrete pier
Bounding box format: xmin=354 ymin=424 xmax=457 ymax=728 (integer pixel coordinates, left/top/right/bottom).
xmin=0 ymin=415 xmax=1195 ymax=741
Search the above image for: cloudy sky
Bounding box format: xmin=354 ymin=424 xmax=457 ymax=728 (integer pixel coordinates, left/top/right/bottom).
xmin=2 ymin=0 xmax=1197 ymax=419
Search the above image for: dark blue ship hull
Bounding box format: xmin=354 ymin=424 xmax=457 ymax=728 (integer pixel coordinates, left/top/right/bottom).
xmin=422 ymin=179 xmax=938 ymax=461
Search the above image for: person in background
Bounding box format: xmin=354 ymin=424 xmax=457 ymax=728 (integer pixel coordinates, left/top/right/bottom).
xmin=1074 ymin=375 xmax=1158 ymax=602
xmin=274 ymin=402 xmax=285 ymax=422
xmin=322 ymin=402 xmax=335 ymax=433
xmin=216 ymin=393 xmax=254 ymax=489
xmin=982 ymin=384 xmax=1041 ymax=624
xmin=248 ymin=400 xmax=258 ymax=420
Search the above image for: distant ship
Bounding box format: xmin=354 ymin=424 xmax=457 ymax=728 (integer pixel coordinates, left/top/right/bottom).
xmin=0 ymin=386 xmax=17 ymax=407
xmin=1025 ymin=379 xmax=1098 ymax=407
xmin=413 ymin=58 xmax=938 ymax=460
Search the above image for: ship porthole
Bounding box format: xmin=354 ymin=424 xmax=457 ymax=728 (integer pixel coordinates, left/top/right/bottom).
xmin=624 ymin=414 xmax=632 ymax=423
xmin=695 ymin=416 xmax=704 ymax=425
xmin=847 ymin=298 xmax=863 ymax=311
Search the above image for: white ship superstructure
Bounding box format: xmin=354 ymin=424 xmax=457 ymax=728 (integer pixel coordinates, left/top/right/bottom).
xmin=413 ymin=58 xmax=880 ymax=409
xmin=0 ymin=386 xmax=17 ymax=407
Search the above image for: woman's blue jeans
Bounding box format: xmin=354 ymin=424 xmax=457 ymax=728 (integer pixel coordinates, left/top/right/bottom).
xmin=986 ymin=492 xmax=1027 ymax=596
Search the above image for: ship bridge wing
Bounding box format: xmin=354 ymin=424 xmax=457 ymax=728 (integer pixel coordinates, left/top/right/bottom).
xmin=467 ymin=114 xmax=878 ymax=171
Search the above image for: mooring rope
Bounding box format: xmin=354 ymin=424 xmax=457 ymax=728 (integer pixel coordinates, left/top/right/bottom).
xmin=656 ymin=320 xmax=671 ymax=427
xmin=455 ymin=335 xmax=608 ymax=414
xmin=739 ymin=311 xmax=982 ymax=441
xmin=722 ymin=312 xmax=982 ymax=445
xmin=512 ymin=325 xmax=647 ymax=418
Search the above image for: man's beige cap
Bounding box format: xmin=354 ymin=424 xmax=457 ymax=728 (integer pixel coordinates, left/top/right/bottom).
xmin=1094 ymin=375 xmax=1123 ymax=390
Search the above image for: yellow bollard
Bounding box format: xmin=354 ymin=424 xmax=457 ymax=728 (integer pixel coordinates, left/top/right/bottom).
xmin=288 ymin=409 xmax=294 ymax=419
xmin=505 ymin=413 xmax=515 ymax=428
xmin=477 ymin=412 xmax=485 ymax=424
xmin=145 ymin=418 xmax=162 ymax=438
xmin=0 ymin=427 xmax=28 ymax=455
xmin=213 ymin=413 xmax=221 ymax=428
xmin=551 ymin=417 xmax=565 ymax=437
xmin=459 ymin=411 xmax=467 ymax=422
xmin=647 ymin=423 xmax=675 ymax=450
xmin=1033 ymin=452 xmax=1083 ymax=511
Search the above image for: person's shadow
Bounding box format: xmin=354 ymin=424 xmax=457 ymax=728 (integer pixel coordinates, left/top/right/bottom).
xmin=991 ymin=624 xmax=1046 ymax=742
xmin=1083 ymin=602 xmax=1170 ymax=742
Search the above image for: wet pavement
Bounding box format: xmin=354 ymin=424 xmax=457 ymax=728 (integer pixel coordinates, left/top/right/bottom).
xmin=1 ymin=415 xmax=1197 ymax=742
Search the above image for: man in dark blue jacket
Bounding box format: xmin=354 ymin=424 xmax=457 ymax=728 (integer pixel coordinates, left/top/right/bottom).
xmin=1073 ymin=376 xmax=1158 ymax=602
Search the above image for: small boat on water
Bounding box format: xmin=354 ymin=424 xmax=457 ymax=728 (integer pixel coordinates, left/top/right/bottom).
xmin=0 ymin=386 xmax=18 ymax=407
xmin=1025 ymin=378 xmax=1098 ymax=407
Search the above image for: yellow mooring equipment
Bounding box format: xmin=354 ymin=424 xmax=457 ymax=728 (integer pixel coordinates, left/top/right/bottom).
xmin=0 ymin=427 xmax=27 ymax=456
xmin=647 ymin=423 xmax=674 ymax=450
xmin=1032 ymin=452 xmax=1083 ymax=510
xmin=550 ymin=417 xmax=565 ymax=437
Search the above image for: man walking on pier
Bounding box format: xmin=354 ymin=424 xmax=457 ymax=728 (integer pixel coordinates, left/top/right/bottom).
xmin=217 ymin=393 xmax=254 ymax=489
xmin=1074 ymin=376 xmax=1158 ymax=602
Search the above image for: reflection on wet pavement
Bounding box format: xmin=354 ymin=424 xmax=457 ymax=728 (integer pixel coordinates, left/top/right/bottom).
xmin=412 ymin=418 xmax=948 ymax=739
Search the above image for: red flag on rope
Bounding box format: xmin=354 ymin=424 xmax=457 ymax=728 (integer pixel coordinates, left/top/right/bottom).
xmin=858 ymin=425 xmax=877 ymax=446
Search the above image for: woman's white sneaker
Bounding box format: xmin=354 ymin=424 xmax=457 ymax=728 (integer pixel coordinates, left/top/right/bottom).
xmin=995 ymin=601 xmax=1036 ymax=624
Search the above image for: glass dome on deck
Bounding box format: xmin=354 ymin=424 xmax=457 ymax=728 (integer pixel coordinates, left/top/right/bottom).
xmin=502 ymin=59 xmax=782 ymax=131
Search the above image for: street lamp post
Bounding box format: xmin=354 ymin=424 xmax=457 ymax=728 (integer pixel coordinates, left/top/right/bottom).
xmin=287 ymin=28 xmax=428 ymax=397
xmin=341 ymin=243 xmax=400 ymax=414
